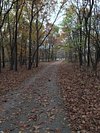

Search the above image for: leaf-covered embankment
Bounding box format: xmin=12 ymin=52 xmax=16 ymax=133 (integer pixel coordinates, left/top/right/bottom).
xmin=58 ymin=62 xmax=100 ymax=133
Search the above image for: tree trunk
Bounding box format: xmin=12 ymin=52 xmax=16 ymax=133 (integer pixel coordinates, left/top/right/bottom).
xmin=14 ymin=0 xmax=19 ymax=71
xmin=87 ymin=17 xmax=91 ymax=67
xmin=35 ymin=7 xmax=39 ymax=67
xmin=0 ymin=32 xmax=1 ymax=73
xmin=79 ymin=22 xmax=83 ymax=66
xmin=2 ymin=46 xmax=5 ymax=68
xmin=0 ymin=1 xmax=2 ymax=72
xmin=28 ymin=1 xmax=34 ymax=70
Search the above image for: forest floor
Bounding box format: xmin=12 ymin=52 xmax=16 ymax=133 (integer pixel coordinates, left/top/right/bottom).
xmin=58 ymin=61 xmax=100 ymax=133
xmin=0 ymin=63 xmax=48 ymax=96
xmin=0 ymin=61 xmax=100 ymax=133
xmin=0 ymin=61 xmax=71 ymax=133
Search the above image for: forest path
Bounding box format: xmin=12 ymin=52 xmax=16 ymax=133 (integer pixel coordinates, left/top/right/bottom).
xmin=0 ymin=61 xmax=71 ymax=133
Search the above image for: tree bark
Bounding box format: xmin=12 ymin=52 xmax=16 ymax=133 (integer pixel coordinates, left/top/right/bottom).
xmin=28 ymin=1 xmax=34 ymax=70
xmin=35 ymin=6 xmax=39 ymax=67
xmin=14 ymin=0 xmax=19 ymax=71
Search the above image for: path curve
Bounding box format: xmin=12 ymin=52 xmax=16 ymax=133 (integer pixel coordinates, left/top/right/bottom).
xmin=0 ymin=61 xmax=71 ymax=133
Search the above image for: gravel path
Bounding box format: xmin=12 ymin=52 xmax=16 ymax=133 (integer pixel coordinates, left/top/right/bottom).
xmin=0 ymin=61 xmax=71 ymax=133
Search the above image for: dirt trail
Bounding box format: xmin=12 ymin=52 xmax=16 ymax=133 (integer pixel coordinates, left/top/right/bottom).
xmin=0 ymin=61 xmax=71 ymax=133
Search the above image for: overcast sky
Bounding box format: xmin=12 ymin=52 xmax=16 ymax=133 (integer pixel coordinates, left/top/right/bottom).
xmin=50 ymin=0 xmax=66 ymax=26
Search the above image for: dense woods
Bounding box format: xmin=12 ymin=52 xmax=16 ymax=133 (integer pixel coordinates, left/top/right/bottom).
xmin=61 ymin=0 xmax=100 ymax=75
xmin=0 ymin=0 xmax=100 ymax=133
xmin=0 ymin=0 xmax=100 ymax=74
xmin=0 ymin=0 xmax=66 ymax=72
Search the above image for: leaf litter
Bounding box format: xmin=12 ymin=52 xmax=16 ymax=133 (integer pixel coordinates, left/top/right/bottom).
xmin=58 ymin=62 xmax=100 ymax=133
